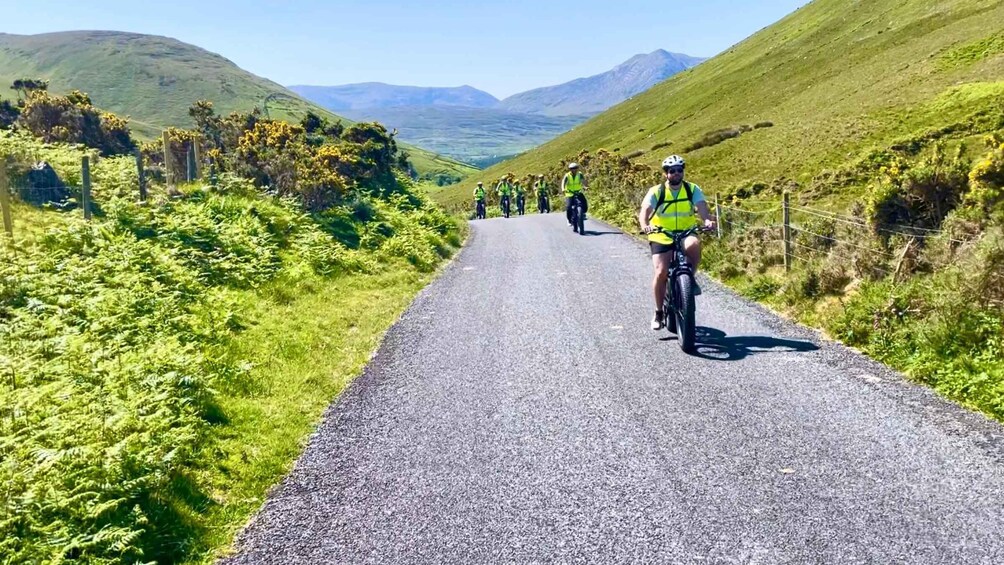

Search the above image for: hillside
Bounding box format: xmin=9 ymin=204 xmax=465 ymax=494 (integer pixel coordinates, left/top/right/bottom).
xmin=498 ymin=50 xmax=705 ymax=116
xmin=340 ymin=105 xmax=585 ymax=163
xmin=0 ymin=31 xmax=475 ymax=180
xmin=438 ymin=0 xmax=1004 ymax=206
xmin=288 ymin=83 xmax=498 ymax=110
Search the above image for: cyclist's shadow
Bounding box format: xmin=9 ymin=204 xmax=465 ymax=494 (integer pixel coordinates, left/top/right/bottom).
xmin=663 ymin=326 xmax=819 ymax=361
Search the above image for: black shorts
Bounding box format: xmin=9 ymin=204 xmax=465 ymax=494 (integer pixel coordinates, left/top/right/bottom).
xmin=650 ymin=241 xmax=676 ymax=255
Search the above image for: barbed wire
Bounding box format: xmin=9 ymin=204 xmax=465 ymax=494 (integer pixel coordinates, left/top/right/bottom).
xmin=717 ymin=203 xmax=782 ymax=216
xmin=789 ymin=224 xmax=896 ymax=257
xmin=790 ymin=204 xmax=967 ymax=244
xmin=788 ymin=242 xmax=893 ymax=276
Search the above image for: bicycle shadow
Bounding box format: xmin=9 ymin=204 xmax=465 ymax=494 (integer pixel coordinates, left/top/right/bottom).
xmin=583 ymin=230 xmax=622 ymax=236
xmin=662 ymin=325 xmax=819 ymax=361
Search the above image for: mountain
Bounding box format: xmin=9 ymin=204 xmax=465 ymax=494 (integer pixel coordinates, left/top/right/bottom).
xmin=0 ymin=31 xmax=475 ymax=179
xmin=437 ymin=0 xmax=1004 ymax=206
xmin=0 ymin=31 xmax=343 ymax=137
xmin=292 ymin=50 xmax=703 ymax=164
xmin=340 ymin=105 xmax=586 ymax=164
xmin=498 ymin=50 xmax=706 ymax=116
xmin=287 ymin=83 xmax=499 ymax=111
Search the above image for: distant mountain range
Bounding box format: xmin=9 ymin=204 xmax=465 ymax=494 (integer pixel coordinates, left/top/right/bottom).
xmin=288 ymin=83 xmax=499 ymax=111
xmin=291 ymin=49 xmax=704 ymax=163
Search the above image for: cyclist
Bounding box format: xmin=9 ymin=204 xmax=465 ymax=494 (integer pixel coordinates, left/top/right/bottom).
xmin=535 ymin=174 xmax=550 ymax=213
xmin=496 ymin=176 xmax=513 ymax=217
xmin=639 ymin=155 xmax=716 ymax=331
xmin=514 ymin=178 xmax=527 ymax=215
xmin=561 ymin=163 xmax=588 ymax=225
xmin=473 ymin=181 xmax=487 ymax=219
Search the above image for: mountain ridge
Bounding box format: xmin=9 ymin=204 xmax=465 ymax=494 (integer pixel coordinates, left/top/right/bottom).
xmin=288 ymin=83 xmax=499 ymax=111
xmin=498 ymin=49 xmax=706 ymax=116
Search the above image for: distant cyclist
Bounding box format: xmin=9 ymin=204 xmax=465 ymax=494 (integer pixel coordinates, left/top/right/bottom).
xmin=535 ymin=174 xmax=550 ymax=213
xmin=473 ymin=181 xmax=487 ymax=219
xmin=639 ymin=155 xmax=716 ymax=330
xmin=561 ymin=163 xmax=588 ymax=225
xmin=496 ymin=176 xmax=513 ymax=217
xmin=514 ymin=179 xmax=527 ymax=215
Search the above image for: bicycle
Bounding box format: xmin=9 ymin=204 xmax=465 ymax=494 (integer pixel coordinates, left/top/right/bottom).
xmin=538 ymin=193 xmax=550 ymax=214
xmin=569 ymin=193 xmax=586 ymax=235
xmin=475 ymin=200 xmax=486 ymax=220
xmin=500 ymin=195 xmax=511 ymax=218
xmin=516 ymin=193 xmax=526 ymax=216
xmin=644 ymin=226 xmax=711 ymax=353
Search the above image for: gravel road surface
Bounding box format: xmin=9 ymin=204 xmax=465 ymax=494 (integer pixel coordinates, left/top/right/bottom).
xmin=223 ymin=214 xmax=1004 ymax=564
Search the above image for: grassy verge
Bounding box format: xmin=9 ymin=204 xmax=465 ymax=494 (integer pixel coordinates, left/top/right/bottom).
xmin=184 ymin=268 xmax=438 ymax=563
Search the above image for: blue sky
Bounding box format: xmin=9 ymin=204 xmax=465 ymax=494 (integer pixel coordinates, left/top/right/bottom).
xmin=3 ymin=0 xmax=808 ymax=98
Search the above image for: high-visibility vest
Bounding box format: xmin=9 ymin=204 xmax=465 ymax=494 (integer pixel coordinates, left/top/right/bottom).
xmin=563 ymin=173 xmax=584 ymax=195
xmin=649 ymin=181 xmax=698 ymax=244
xmin=474 ymin=186 xmax=486 ymax=200
xmin=497 ymin=182 xmax=512 ymax=195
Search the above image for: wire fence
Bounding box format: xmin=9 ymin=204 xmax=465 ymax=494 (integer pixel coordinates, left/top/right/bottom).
xmin=709 ymin=192 xmax=968 ymax=280
xmin=1 ymin=133 xmax=204 ymax=242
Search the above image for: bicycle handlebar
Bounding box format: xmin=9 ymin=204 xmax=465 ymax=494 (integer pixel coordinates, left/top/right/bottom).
xmin=639 ymin=226 xmax=714 ymax=236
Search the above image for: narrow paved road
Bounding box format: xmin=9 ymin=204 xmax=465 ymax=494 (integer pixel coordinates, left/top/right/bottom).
xmin=224 ymin=214 xmax=1004 ymax=564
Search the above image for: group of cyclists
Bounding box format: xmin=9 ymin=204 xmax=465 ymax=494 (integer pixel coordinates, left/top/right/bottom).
xmin=472 ymin=162 xmax=589 ymax=225
xmin=472 ymin=155 xmax=717 ymax=332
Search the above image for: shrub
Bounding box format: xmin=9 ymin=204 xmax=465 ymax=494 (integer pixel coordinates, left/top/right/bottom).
xmin=866 ymin=143 xmax=970 ymax=235
xmin=16 ymin=90 xmax=136 ymax=156
xmin=685 ymin=127 xmax=743 ymax=152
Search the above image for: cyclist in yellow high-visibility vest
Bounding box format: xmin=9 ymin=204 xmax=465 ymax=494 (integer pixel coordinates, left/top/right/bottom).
xmin=561 ymin=163 xmax=589 ymax=225
xmin=472 ymin=181 xmax=486 ymax=202
xmin=534 ymin=174 xmax=550 ymax=213
xmin=639 ymin=155 xmax=716 ymax=331
xmin=473 ymin=181 xmax=487 ymax=218
xmin=496 ymin=176 xmax=514 ymax=217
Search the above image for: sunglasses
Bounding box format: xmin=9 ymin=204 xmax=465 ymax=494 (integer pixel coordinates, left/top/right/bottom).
xmin=664 ymin=167 xmax=685 ymax=174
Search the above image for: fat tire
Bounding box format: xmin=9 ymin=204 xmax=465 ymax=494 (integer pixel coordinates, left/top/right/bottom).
xmin=577 ymin=205 xmax=586 ymax=235
xmin=676 ymin=274 xmax=696 ymax=353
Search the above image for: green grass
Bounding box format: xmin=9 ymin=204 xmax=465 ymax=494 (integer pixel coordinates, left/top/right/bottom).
xmin=435 ymin=0 xmax=1004 ymax=208
xmin=186 ymin=268 xmax=440 ymax=563
xmin=0 ymin=31 xmax=474 ymax=180
xmin=0 ymin=126 xmax=466 ymax=562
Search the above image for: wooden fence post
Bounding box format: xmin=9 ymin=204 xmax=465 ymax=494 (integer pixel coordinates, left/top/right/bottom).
xmin=163 ymin=131 xmax=173 ymax=189
xmin=782 ymin=192 xmax=791 ymax=272
xmin=0 ymin=163 xmax=13 ymax=239
xmin=714 ymin=193 xmax=722 ymax=239
xmin=193 ymin=138 xmax=201 ymax=179
xmin=135 ymin=149 xmax=147 ymax=202
xmin=81 ymin=156 xmax=92 ymax=220
xmin=186 ymin=144 xmax=195 ymax=182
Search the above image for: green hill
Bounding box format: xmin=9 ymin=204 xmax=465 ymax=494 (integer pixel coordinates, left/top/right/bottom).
xmin=437 ymin=0 xmax=1004 ymax=206
xmin=0 ymin=31 xmax=475 ymax=180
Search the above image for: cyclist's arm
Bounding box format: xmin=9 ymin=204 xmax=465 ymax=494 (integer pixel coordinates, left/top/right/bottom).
xmin=560 ymin=175 xmax=567 ymax=193
xmin=695 ymin=201 xmax=713 ymax=222
xmin=691 ymin=187 xmax=715 ymax=226
xmin=639 ymin=188 xmax=656 ymax=231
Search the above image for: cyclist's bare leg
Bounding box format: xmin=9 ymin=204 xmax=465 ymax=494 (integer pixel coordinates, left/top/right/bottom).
xmin=683 ymin=235 xmax=702 ymax=272
xmin=652 ymin=252 xmax=672 ymax=310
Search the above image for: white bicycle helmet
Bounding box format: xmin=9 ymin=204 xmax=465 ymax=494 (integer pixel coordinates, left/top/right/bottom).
xmin=568 ymin=162 xmax=579 ymax=169
xmin=662 ymin=155 xmax=685 ymax=170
